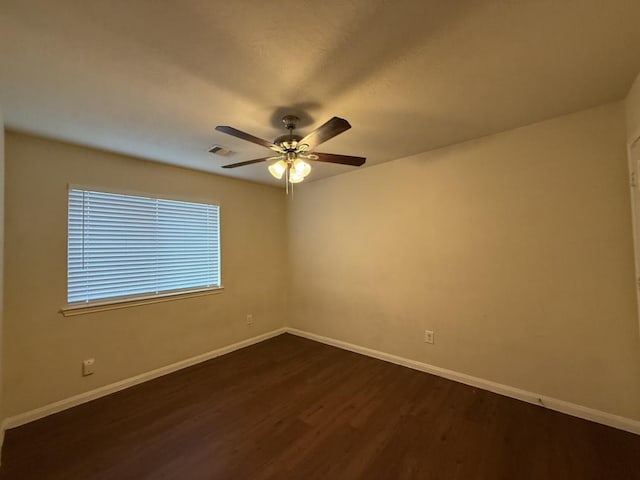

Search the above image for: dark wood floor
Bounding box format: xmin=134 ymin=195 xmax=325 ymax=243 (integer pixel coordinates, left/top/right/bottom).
xmin=1 ymin=334 xmax=639 ymax=479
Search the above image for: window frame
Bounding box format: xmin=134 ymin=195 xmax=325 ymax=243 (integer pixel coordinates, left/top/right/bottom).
xmin=61 ymin=185 xmax=224 ymax=316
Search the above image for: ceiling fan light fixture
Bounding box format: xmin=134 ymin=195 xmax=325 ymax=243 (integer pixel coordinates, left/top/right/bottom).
xmin=292 ymin=158 xmax=311 ymax=178
xmin=268 ymin=159 xmax=287 ymax=179
xmin=289 ymin=170 xmax=305 ymax=184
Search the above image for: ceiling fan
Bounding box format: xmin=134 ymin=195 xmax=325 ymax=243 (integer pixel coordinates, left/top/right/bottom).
xmin=215 ymin=115 xmax=366 ymax=189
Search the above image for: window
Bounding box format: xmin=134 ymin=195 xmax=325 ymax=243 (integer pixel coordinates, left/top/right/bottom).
xmin=67 ymin=188 xmax=220 ymax=305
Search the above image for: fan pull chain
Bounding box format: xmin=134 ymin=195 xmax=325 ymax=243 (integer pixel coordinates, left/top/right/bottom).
xmin=285 ymin=164 xmax=289 ymax=195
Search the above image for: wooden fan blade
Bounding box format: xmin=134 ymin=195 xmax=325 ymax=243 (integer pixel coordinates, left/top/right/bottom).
xmin=222 ymin=157 xmax=275 ymax=169
xmin=215 ymin=126 xmax=283 ymax=152
xmin=311 ymin=152 xmax=366 ymax=167
xmin=298 ymin=117 xmax=351 ymax=150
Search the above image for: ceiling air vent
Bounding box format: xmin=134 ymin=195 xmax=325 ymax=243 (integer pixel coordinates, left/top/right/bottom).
xmin=208 ymin=145 xmax=233 ymax=156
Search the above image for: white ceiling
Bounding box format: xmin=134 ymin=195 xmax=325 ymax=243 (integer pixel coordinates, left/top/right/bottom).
xmin=1 ymin=0 xmax=640 ymax=186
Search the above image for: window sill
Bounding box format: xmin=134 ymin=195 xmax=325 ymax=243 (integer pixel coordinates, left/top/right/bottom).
xmin=60 ymin=286 xmax=225 ymax=317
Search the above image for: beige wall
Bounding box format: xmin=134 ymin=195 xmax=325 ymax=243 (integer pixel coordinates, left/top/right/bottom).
xmin=289 ymin=102 xmax=640 ymax=420
xmin=627 ymin=72 xmax=640 ymax=145
xmin=3 ymin=132 xmax=287 ymax=417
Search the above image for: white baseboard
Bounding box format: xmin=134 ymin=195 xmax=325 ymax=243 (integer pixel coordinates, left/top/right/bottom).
xmin=285 ymin=327 xmax=640 ymax=435
xmin=3 ymin=328 xmax=286 ymax=430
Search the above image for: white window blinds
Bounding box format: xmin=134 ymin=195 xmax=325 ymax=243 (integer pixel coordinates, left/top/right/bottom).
xmin=68 ymin=188 xmax=220 ymax=304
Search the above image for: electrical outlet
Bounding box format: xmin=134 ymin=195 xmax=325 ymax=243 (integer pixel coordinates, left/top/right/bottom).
xmin=424 ymin=330 xmax=434 ymax=344
xmin=246 ymin=314 xmax=254 ymax=325
xmin=82 ymin=358 xmax=95 ymax=376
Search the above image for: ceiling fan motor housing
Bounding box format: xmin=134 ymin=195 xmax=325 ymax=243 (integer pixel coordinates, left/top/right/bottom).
xmin=274 ymin=133 xmax=303 ymax=149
